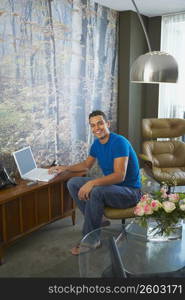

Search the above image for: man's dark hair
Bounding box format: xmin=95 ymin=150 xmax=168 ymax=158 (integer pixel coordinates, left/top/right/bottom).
xmin=89 ymin=110 xmax=108 ymax=122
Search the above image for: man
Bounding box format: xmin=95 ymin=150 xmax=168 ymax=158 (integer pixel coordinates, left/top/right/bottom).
xmin=49 ymin=110 xmax=141 ymax=255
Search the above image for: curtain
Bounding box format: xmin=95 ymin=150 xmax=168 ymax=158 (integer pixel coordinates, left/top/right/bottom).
xmin=0 ymin=0 xmax=118 ymax=167
xmin=158 ymin=13 xmax=185 ymax=119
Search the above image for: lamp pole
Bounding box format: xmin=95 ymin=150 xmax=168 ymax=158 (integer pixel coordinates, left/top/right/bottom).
xmin=131 ymin=0 xmax=152 ymax=52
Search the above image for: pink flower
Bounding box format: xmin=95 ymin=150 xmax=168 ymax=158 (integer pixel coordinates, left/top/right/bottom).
xmin=168 ymin=193 xmax=180 ymax=203
xmin=134 ymin=205 xmax=145 ymax=216
xmin=151 ymin=200 xmax=162 ymax=211
xmin=162 ymin=201 xmax=176 ymax=213
xmin=140 ymin=194 xmax=150 ymax=203
xmin=160 ymin=187 xmax=168 ymax=199
xmin=143 ymin=204 xmax=153 ymax=215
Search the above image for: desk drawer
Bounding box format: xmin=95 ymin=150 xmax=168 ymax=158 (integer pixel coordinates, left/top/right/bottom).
xmin=0 ymin=206 xmax=2 ymax=242
xmin=36 ymin=187 xmax=49 ymax=225
xmin=4 ymin=199 xmax=21 ymax=241
xmin=50 ymin=183 xmax=62 ymax=219
xmin=21 ymin=193 xmax=36 ymax=231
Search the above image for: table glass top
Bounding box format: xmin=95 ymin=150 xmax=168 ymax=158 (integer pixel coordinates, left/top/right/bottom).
xmin=78 ymin=221 xmax=185 ymax=278
xmin=122 ymin=221 xmax=185 ymax=275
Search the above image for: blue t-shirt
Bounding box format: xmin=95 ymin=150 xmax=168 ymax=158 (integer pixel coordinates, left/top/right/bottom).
xmin=89 ymin=132 xmax=141 ymax=188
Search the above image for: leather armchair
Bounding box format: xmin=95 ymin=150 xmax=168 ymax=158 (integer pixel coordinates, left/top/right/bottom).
xmin=140 ymin=118 xmax=185 ymax=186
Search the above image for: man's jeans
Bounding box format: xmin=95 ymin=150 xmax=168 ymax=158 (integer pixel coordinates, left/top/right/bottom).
xmin=67 ymin=177 xmax=141 ymax=238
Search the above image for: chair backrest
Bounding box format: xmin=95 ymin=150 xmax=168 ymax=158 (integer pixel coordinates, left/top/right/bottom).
xmin=142 ymin=118 xmax=185 ymax=168
xmin=142 ymin=118 xmax=185 ymax=139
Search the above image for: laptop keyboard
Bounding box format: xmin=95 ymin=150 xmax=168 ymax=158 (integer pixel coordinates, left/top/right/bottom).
xmin=26 ymin=168 xmax=55 ymax=181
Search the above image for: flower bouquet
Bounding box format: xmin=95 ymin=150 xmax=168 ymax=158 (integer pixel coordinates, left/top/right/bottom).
xmin=134 ymin=185 xmax=185 ymax=237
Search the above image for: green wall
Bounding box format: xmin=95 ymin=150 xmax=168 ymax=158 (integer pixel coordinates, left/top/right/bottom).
xmin=118 ymin=11 xmax=161 ymax=155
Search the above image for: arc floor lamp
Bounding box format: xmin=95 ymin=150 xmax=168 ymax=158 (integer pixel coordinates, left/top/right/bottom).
xmin=130 ymin=0 xmax=178 ymax=84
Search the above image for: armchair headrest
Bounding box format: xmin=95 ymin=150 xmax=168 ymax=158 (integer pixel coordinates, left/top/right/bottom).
xmin=142 ymin=118 xmax=185 ymax=139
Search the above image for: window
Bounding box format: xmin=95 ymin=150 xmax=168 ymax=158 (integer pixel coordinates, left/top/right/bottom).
xmin=159 ymin=13 xmax=185 ymax=119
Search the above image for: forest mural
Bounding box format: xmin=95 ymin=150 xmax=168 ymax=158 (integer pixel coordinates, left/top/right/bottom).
xmin=0 ymin=0 xmax=118 ymax=174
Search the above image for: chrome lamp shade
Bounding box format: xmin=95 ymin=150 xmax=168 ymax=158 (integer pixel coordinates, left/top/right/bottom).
xmin=130 ymin=0 xmax=178 ymax=84
xmin=130 ymin=51 xmax=179 ymax=84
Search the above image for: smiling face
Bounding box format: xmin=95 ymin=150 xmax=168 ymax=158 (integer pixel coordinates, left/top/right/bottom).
xmin=89 ymin=115 xmax=110 ymax=143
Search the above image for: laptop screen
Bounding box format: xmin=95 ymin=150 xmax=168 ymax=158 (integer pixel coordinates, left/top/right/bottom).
xmin=13 ymin=147 xmax=37 ymax=176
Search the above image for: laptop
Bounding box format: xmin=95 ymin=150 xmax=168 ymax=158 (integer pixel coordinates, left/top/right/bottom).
xmin=13 ymin=146 xmax=57 ymax=182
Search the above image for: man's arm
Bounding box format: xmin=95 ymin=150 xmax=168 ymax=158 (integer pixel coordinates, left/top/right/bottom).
xmin=49 ymin=156 xmax=96 ymax=174
xmin=92 ymin=156 xmax=128 ymax=186
xmin=78 ymin=156 xmax=128 ymax=200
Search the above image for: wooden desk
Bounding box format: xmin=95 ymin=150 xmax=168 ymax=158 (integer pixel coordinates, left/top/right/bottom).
xmin=0 ymin=171 xmax=85 ymax=264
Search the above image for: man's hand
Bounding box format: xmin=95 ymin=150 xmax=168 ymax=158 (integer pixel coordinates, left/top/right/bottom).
xmin=78 ymin=181 xmax=95 ymax=201
xmin=48 ymin=165 xmax=67 ymax=174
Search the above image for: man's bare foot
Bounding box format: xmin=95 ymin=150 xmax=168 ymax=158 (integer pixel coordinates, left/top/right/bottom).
xmin=70 ymin=240 xmax=101 ymax=256
xmin=70 ymin=244 xmax=80 ymax=255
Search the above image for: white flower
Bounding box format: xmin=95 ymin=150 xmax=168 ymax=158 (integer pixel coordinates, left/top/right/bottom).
xmin=179 ymin=204 xmax=185 ymax=211
xmin=162 ymin=201 xmax=176 ymax=213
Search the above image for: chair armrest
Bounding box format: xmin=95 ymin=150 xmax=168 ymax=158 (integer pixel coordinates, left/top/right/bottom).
xmin=139 ymin=154 xmax=153 ymax=168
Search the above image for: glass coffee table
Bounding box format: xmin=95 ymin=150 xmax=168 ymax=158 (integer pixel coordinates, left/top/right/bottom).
xmin=78 ymin=221 xmax=185 ymax=278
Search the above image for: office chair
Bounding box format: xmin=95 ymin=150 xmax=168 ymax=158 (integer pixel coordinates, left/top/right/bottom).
xmin=104 ymin=206 xmax=136 ymax=225
xmin=103 ymin=206 xmax=136 ymax=247
xmin=139 ymin=118 xmax=185 ymax=190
